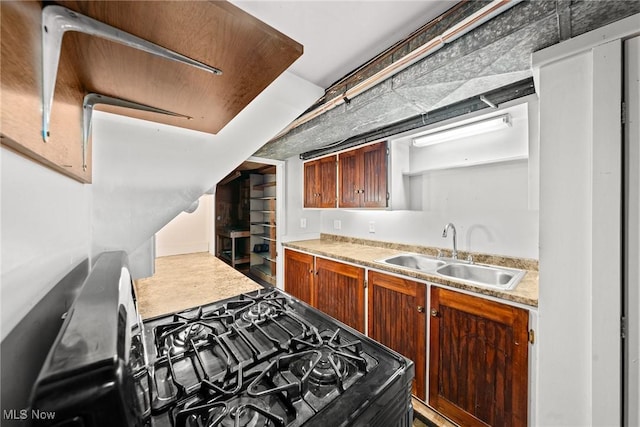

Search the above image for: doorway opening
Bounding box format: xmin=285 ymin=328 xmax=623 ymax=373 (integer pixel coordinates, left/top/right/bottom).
xmin=215 ymin=161 xmax=277 ymax=286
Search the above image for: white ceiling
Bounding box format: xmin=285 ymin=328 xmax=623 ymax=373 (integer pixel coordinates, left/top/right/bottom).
xmin=231 ymin=0 xmax=459 ymax=88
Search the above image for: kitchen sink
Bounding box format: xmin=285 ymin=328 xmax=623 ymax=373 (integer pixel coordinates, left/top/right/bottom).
xmin=435 ymin=263 xmax=525 ymax=290
xmin=376 ymin=253 xmax=525 ymax=290
xmin=377 ymin=254 xmax=446 ymax=272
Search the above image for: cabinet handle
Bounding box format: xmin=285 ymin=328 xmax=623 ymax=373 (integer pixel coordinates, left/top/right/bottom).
xmin=417 ymin=306 xmax=425 ymax=313
xmin=430 ymin=309 xmax=439 ymax=317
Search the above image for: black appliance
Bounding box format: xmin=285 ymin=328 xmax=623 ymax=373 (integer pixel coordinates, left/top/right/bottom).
xmin=29 ymin=252 xmax=414 ymax=426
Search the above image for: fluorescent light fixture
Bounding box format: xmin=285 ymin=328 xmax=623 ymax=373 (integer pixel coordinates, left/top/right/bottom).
xmin=412 ymin=113 xmax=512 ymax=147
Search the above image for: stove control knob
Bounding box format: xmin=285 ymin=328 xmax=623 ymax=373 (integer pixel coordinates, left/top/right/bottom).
xmin=417 ymin=305 xmax=425 ymax=313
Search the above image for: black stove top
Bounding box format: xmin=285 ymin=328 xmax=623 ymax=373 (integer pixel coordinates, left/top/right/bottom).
xmin=142 ymin=289 xmax=412 ymax=427
xmin=29 ymin=252 xmax=413 ymax=427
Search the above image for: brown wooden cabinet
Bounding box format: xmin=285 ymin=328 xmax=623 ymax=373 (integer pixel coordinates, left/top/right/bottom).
xmin=368 ymin=271 xmax=426 ymax=400
xmin=338 ymin=141 xmax=388 ymax=208
xmin=284 ymin=249 xmax=314 ymax=305
xmin=429 ymin=286 xmax=529 ymax=427
xmin=303 ymin=155 xmax=337 ymax=208
xmin=314 ymin=258 xmax=365 ymax=333
xmin=284 ymin=250 xmax=366 ymax=332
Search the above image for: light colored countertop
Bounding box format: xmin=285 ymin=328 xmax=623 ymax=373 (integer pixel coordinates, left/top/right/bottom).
xmin=283 ymin=234 xmax=538 ymax=308
xmin=135 ymin=252 xmax=263 ymax=319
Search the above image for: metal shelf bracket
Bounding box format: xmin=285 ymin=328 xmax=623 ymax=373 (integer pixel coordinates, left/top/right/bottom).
xmin=42 ymin=5 xmax=222 ymax=142
xmin=82 ymin=93 xmax=192 ymax=171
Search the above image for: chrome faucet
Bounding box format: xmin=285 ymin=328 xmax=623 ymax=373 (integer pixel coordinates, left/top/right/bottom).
xmin=442 ymin=223 xmax=458 ymax=259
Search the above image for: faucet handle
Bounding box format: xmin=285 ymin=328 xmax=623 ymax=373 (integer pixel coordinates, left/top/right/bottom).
xmin=437 ymin=250 xmax=443 ymax=258
xmin=466 ymin=254 xmax=474 ymax=264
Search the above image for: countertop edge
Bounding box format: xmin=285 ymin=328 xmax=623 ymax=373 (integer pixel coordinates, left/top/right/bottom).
xmin=283 ymin=240 xmax=538 ymax=308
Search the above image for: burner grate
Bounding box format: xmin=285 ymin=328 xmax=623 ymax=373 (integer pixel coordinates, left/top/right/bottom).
xmin=142 ymin=288 xmax=401 ymax=427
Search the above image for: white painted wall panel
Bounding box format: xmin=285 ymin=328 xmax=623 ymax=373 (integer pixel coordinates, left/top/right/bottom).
xmin=0 ymin=71 xmax=321 ymax=337
xmin=310 ymin=156 xmax=537 ymax=260
xmin=156 ymin=195 xmax=212 ymax=257
xmin=533 ymin=17 xmax=635 ymax=424
xmin=625 ymin=34 xmax=640 ymax=427
xmin=537 ymin=50 xmax=594 ymax=427
xmin=283 ymin=155 xmax=322 ymax=243
xmin=90 ymin=71 xmax=322 ymax=259
xmin=0 ymin=147 xmax=91 ymax=339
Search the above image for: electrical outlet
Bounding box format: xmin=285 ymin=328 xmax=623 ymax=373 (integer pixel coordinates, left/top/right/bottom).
xmin=300 ymin=218 xmax=307 ymax=229
xmin=333 ymin=220 xmax=341 ymax=230
xmin=368 ymin=221 xmax=375 ymax=233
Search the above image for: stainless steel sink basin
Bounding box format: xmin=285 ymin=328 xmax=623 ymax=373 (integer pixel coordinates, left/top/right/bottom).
xmin=376 ymin=254 xmax=445 ymax=272
xmin=376 ymin=253 xmax=525 ymax=290
xmin=435 ymin=262 xmax=525 ymax=290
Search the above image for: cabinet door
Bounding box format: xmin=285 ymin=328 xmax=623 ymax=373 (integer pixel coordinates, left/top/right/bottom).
xmin=318 ymin=155 xmax=337 ymax=208
xmin=338 ymin=142 xmax=388 ymax=208
xmin=284 ymin=249 xmax=314 ymax=305
xmin=368 ymin=271 xmax=426 ymax=399
xmin=315 ymin=258 xmax=365 ymax=332
xmin=361 ymin=142 xmax=388 ymax=208
xmin=303 ymin=160 xmax=319 ymax=208
xmin=338 ymin=150 xmax=361 ymax=208
xmin=430 ymin=287 xmax=529 ymax=427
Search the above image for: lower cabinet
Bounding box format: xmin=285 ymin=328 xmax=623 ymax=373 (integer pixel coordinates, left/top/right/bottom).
xmin=283 ymin=248 xmax=532 ymax=423
xmin=429 ymin=286 xmax=529 ymax=427
xmin=283 ymin=249 xmax=365 ymax=333
xmin=315 ymin=257 xmax=365 ymax=333
xmin=283 ymin=249 xmax=314 ymax=305
xmin=368 ymin=271 xmax=426 ymax=400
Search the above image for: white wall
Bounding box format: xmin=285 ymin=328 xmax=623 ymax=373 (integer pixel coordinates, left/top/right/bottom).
xmin=320 ymin=159 xmax=538 ymax=259
xmin=282 ymin=156 xmax=322 ymax=243
xmin=90 ymin=71 xmax=322 ymax=266
xmin=0 ymin=71 xmax=321 ymax=338
xmin=155 ymin=195 xmax=212 ymax=257
xmin=0 ymin=147 xmax=91 ymax=340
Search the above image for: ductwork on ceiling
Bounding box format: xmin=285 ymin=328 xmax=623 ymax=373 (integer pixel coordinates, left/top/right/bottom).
xmin=254 ymin=0 xmax=640 ymax=161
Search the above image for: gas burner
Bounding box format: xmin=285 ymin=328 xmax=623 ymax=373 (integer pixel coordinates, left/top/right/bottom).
xmin=176 ymin=323 xmax=207 ymax=346
xmin=307 ymin=349 xmax=348 ymax=386
xmin=220 ymin=396 xmax=273 ymax=427
xmin=174 ymin=395 xmax=285 ymax=427
xmin=157 ymin=322 xmax=216 ymax=356
xmin=174 ymin=400 xmax=227 ymax=427
xmin=240 ymin=302 xmax=277 ymax=324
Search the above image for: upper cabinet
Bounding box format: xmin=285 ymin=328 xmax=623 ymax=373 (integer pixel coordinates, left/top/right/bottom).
xmin=304 ymin=155 xmax=337 ymax=208
xmin=0 ymin=1 xmax=302 ymax=182
xmin=339 ymin=141 xmax=388 ymax=208
xmin=302 ymin=141 xmax=388 ymax=209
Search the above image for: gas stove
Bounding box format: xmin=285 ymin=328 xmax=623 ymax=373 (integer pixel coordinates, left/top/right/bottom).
xmin=29 ymin=252 xmax=414 ymax=427
xmin=143 ymin=288 xmax=413 ymax=426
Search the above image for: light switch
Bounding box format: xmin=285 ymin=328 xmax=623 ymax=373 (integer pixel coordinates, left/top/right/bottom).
xmin=300 ymin=218 xmax=307 ymax=229
xmin=333 ymin=220 xmax=341 ymax=230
